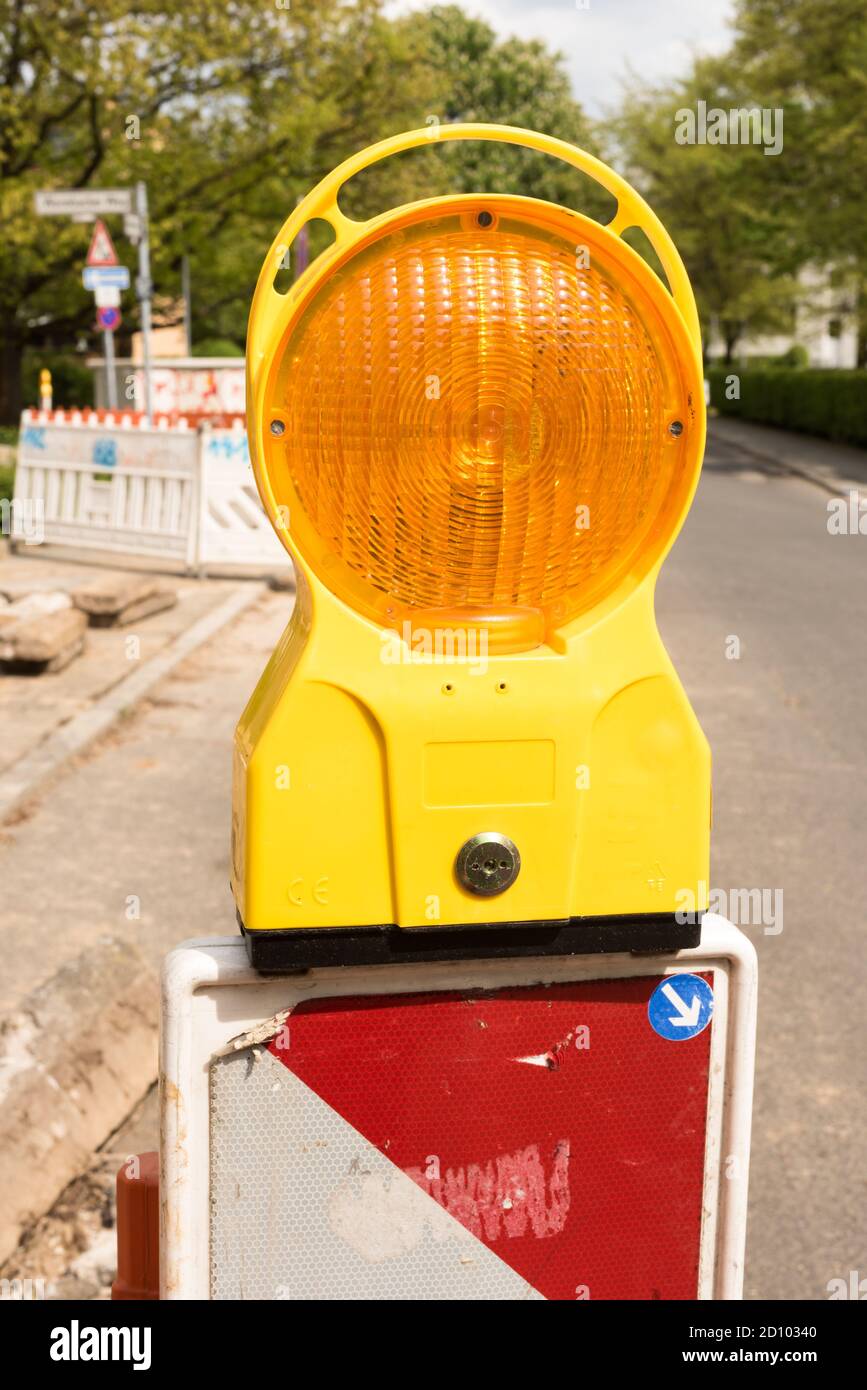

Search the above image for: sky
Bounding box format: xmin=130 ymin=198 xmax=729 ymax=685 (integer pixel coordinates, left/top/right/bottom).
xmin=384 ymin=0 xmax=737 ymax=116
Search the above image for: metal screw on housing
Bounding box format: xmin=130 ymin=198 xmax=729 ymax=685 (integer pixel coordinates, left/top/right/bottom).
xmin=456 ymin=832 xmax=520 ymax=896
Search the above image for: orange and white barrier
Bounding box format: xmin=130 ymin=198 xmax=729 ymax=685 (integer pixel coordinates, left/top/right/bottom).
xmin=13 ymin=409 xmax=291 ymax=573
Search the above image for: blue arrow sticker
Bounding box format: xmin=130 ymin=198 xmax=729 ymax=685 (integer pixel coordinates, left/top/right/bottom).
xmin=648 ymin=973 xmax=713 ymax=1042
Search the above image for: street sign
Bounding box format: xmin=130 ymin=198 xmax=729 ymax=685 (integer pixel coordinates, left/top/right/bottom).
xmin=155 ymin=918 xmax=757 ymax=1300
xmin=82 ymin=266 xmax=130 ymax=290
xmin=33 ymin=180 xmax=154 ymax=424
xmin=94 ymin=285 xmax=121 ymax=308
xmin=34 ymin=188 xmax=132 ymax=217
xmin=96 ymin=305 xmax=121 ymax=332
xmin=86 ymin=218 xmax=118 ymax=267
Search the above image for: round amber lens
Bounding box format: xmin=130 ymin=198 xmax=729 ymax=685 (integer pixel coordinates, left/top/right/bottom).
xmin=267 ymin=203 xmax=697 ymax=632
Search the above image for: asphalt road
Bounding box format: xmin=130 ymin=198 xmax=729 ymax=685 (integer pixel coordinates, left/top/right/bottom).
xmin=657 ymin=423 xmax=867 ymax=1301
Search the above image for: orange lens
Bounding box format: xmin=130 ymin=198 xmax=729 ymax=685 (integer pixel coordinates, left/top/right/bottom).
xmin=266 ymin=201 xmax=699 ymax=638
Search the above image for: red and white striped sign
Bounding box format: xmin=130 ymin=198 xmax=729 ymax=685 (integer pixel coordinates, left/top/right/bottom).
xmin=163 ymin=923 xmax=756 ymax=1301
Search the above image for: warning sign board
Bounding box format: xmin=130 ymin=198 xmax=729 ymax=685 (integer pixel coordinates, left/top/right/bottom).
xmin=161 ymin=919 xmax=757 ymax=1301
xmin=211 ymin=979 xmax=711 ymax=1300
xmin=86 ymin=218 xmax=118 ymax=267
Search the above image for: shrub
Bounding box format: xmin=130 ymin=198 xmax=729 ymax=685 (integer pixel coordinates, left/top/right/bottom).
xmin=0 ymin=461 xmax=14 ymax=506
xmin=191 ymin=337 xmax=244 ymax=357
xmin=706 ymin=367 xmax=867 ymax=448
xmin=21 ymin=352 xmax=94 ymax=410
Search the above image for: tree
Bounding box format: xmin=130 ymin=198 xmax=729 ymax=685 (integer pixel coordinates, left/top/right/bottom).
xmin=730 ymin=0 xmax=867 ymax=363
xmin=610 ymin=54 xmax=801 ymax=362
xmin=0 ymin=0 xmax=433 ymax=420
xmin=377 ymin=6 xmax=610 ymax=222
xmin=0 ymin=0 xmax=668 ymax=423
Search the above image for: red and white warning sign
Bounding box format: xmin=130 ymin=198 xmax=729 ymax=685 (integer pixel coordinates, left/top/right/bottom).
xmin=86 ymin=217 xmax=118 ymax=267
xmin=161 ymin=919 xmax=756 ymax=1301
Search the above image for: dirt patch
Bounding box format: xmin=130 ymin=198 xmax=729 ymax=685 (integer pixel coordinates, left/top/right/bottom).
xmin=0 ymin=1086 xmax=157 ymax=1301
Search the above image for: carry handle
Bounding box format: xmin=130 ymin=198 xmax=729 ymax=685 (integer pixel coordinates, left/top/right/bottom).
xmin=249 ymin=123 xmax=702 ymax=378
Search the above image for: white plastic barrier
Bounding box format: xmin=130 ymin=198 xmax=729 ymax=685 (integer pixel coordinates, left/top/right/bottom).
xmin=13 ymin=410 xmax=292 ymax=573
xmin=197 ymin=422 xmax=290 ymax=570
xmin=14 ymin=410 xmax=198 ymax=565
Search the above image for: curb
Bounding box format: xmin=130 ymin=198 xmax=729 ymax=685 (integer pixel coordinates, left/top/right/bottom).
xmin=710 ymin=418 xmax=865 ymax=497
xmin=728 ymin=441 xmax=855 ymax=497
xmin=0 ymin=936 xmax=159 ymax=1268
xmin=0 ymin=581 xmax=265 ymax=824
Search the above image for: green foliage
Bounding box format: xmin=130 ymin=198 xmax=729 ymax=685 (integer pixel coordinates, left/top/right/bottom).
xmin=0 ymin=0 xmax=596 ymax=421
xmin=729 ymin=0 xmax=867 ymax=363
xmin=21 ymin=351 xmax=93 ymax=409
xmin=707 ymin=366 xmax=867 ymax=447
xmin=2 ymin=0 xmax=865 ymax=426
xmin=0 ymin=0 xmax=434 ymax=419
xmin=0 ymin=461 xmax=13 ymax=504
xmin=415 ymin=5 xmax=610 ymax=219
xmin=611 ymin=55 xmax=801 ymax=361
xmin=191 ymin=338 xmax=245 ymax=358
xmin=775 ymin=344 xmax=810 ymax=369
xmin=338 ymin=5 xmax=607 ymax=222
xmin=709 ymin=345 xmax=809 ymax=369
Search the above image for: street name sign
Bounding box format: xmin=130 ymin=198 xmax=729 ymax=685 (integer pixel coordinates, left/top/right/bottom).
xmin=34 ymin=188 xmax=133 ymax=217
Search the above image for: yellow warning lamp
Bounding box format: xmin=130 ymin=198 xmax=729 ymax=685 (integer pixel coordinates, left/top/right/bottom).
xmin=233 ymin=124 xmax=709 ymax=969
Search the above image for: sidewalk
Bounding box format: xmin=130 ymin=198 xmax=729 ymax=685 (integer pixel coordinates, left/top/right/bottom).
xmin=0 ymin=573 xmax=292 ymax=1266
xmin=0 ymin=546 xmax=260 ymax=783
xmin=709 ymin=415 xmax=867 ymax=495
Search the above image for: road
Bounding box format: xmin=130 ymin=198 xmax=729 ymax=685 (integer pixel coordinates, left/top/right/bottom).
xmin=2 ymin=420 xmax=865 ymax=1300
xmin=657 ymin=423 xmax=867 ymax=1300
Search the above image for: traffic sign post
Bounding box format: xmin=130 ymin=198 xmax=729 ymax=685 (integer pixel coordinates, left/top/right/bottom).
xmin=135 ymin=181 xmax=154 ymax=422
xmin=114 ymin=124 xmax=757 ymax=1300
xmin=100 ymin=316 xmax=117 ymax=410
xmin=83 ymin=219 xmax=122 ymax=410
xmin=34 ymin=183 xmax=153 ymax=420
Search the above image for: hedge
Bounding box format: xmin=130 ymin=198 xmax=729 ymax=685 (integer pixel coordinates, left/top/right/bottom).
xmin=706 ymin=367 xmax=867 ymax=449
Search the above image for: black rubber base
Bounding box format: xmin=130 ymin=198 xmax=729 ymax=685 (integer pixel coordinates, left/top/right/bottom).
xmin=239 ymin=912 xmax=702 ymax=973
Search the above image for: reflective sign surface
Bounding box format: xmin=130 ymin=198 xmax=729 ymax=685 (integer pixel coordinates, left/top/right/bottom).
xmin=210 ymin=974 xmax=713 ymax=1300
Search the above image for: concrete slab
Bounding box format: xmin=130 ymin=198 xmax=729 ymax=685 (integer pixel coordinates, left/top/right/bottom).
xmin=0 ymin=607 xmax=87 ymax=667
xmin=72 ymin=574 xmax=178 ymax=625
xmin=0 ymin=551 xmax=257 ymax=776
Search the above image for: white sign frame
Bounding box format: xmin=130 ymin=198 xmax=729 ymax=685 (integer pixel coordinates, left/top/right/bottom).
xmin=160 ymin=916 xmax=757 ymax=1301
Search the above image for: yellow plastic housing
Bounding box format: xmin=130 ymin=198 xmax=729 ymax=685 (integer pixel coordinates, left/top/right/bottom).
xmin=233 ymin=124 xmax=710 ymax=938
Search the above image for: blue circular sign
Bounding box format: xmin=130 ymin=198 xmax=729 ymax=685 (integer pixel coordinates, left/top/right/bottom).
xmin=648 ymin=973 xmax=713 ymax=1042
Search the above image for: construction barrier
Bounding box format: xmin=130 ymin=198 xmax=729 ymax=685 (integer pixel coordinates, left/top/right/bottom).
xmin=12 ymin=410 xmax=292 ymax=574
